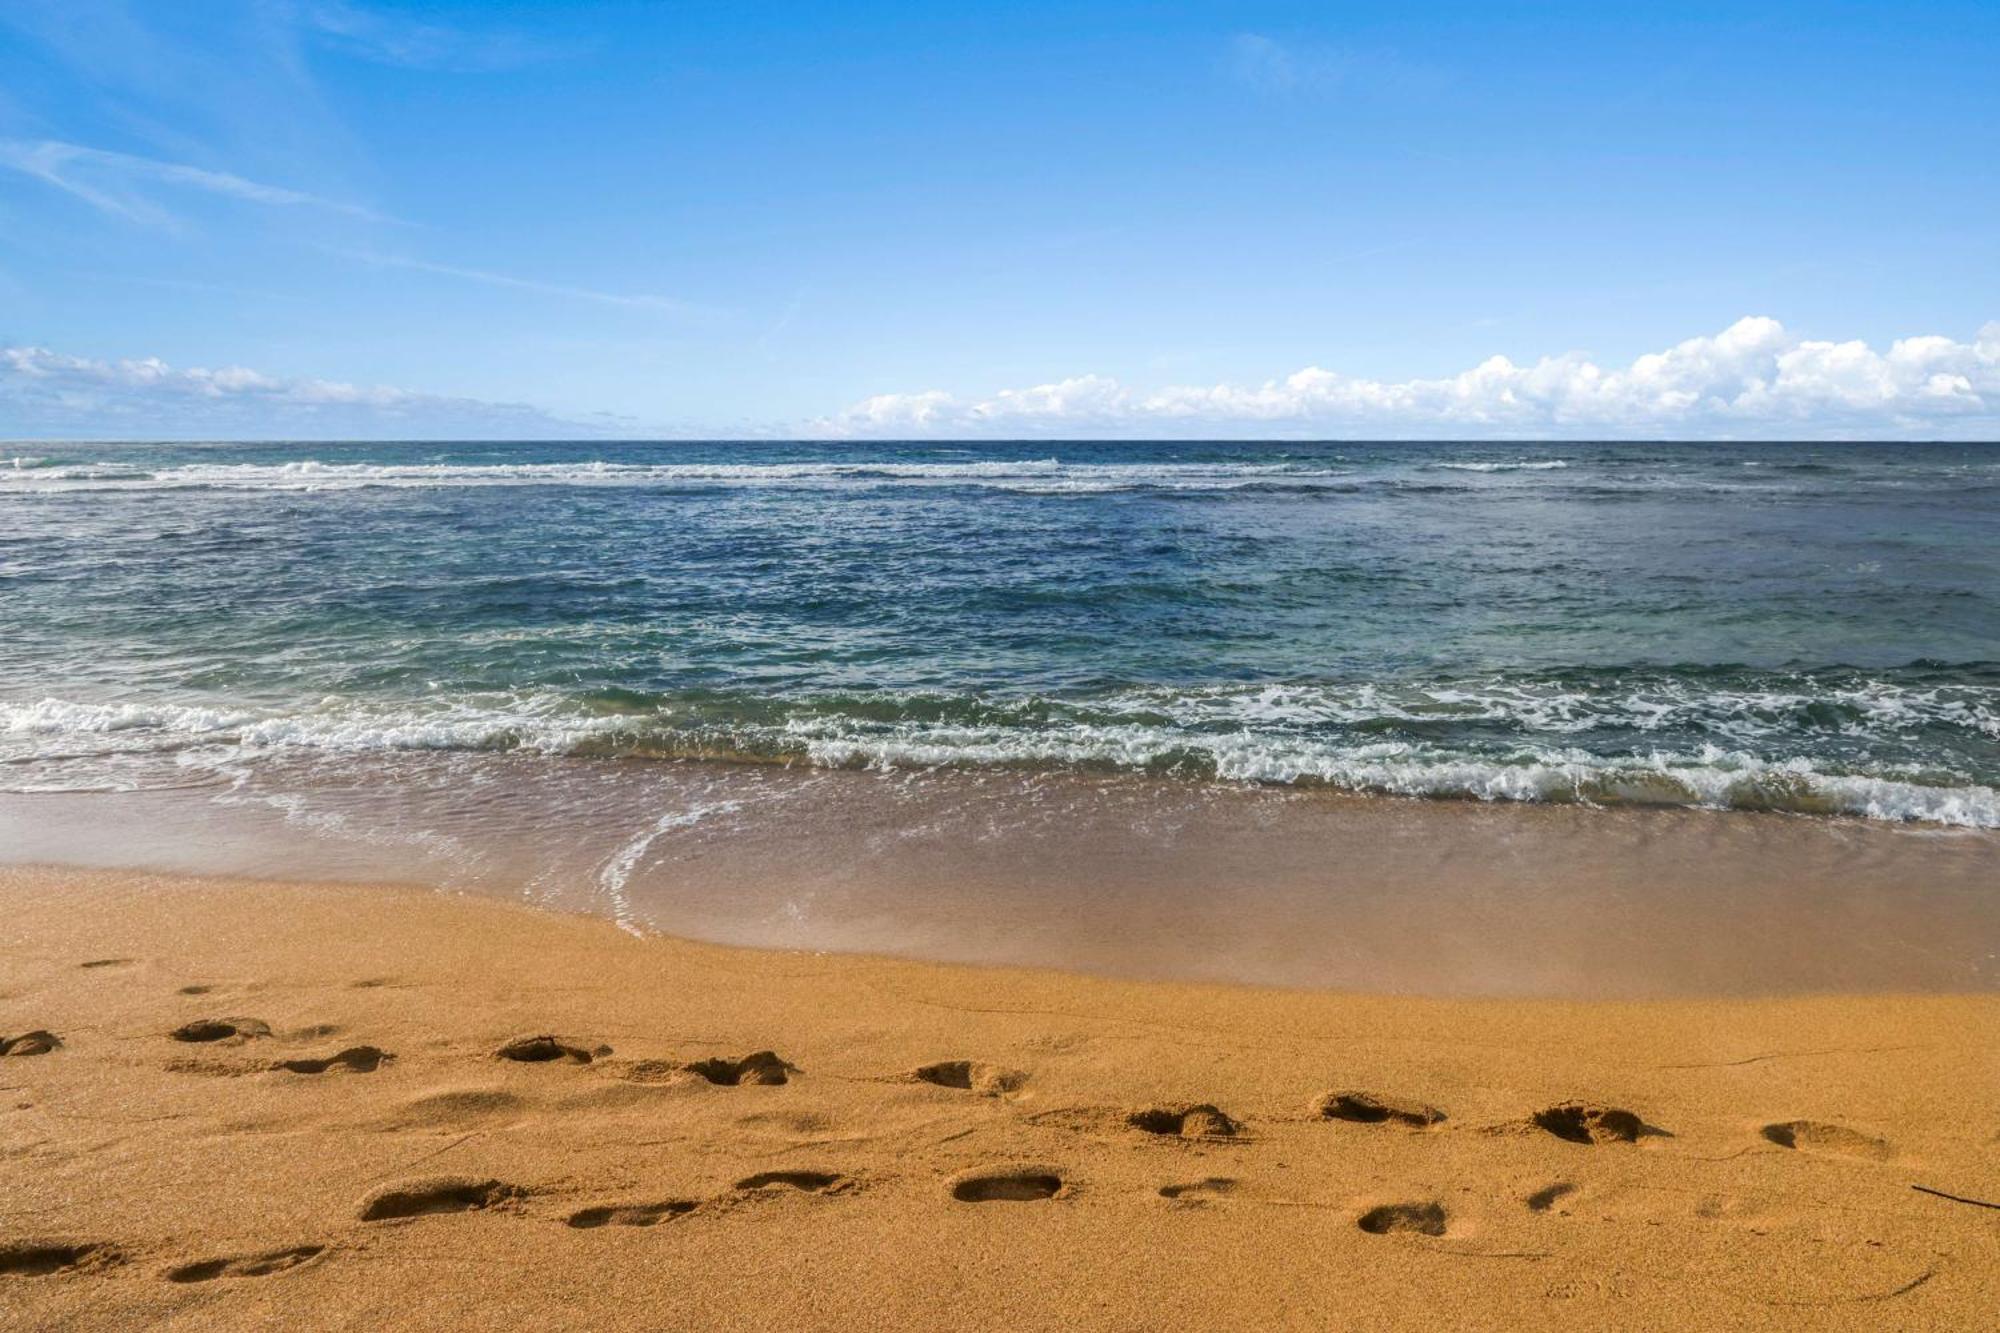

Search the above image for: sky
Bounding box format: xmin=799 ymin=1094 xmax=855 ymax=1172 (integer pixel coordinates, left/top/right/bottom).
xmin=1 ymin=0 xmax=1996 ymax=440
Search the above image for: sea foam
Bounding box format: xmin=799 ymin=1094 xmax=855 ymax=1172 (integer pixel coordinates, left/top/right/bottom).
xmin=5 ymin=684 xmax=1995 ymax=827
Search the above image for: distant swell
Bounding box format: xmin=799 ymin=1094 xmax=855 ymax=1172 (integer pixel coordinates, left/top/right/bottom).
xmin=1430 ymin=459 xmax=1570 ymax=472
xmin=0 ymin=458 xmax=1363 ymax=495
xmin=0 ymin=457 xmax=1624 ymax=496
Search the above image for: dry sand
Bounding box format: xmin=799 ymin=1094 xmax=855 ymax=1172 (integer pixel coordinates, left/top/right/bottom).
xmin=2 ymin=864 xmax=1996 ymax=1330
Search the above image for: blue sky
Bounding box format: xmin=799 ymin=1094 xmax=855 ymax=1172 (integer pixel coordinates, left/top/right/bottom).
xmin=1 ymin=1 xmax=1996 ymax=439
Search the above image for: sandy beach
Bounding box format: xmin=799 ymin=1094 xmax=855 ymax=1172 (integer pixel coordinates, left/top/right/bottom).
xmin=7 ymin=2 xmax=1998 ymax=1329
xmin=3 ymin=864 xmax=1995 ymax=1330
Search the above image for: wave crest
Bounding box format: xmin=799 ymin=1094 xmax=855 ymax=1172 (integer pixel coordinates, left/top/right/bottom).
xmin=4 ymin=677 xmax=1995 ymax=827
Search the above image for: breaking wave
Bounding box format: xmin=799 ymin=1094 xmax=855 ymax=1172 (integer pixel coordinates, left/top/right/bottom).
xmin=4 ymin=674 xmax=1995 ymax=827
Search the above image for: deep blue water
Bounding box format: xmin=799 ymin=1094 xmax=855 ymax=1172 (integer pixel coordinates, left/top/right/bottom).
xmin=3 ymin=439 xmax=1997 ymax=824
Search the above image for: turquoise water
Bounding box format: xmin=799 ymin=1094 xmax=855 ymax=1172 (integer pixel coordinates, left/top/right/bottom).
xmin=4 ymin=440 xmax=1997 ymax=825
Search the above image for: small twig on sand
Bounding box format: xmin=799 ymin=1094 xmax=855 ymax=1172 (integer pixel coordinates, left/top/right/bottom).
xmin=1912 ymin=1184 xmax=2000 ymax=1210
xmin=393 ymin=1130 xmax=482 ymax=1172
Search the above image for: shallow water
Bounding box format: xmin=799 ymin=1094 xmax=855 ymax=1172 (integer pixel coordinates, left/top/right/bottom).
xmin=2 ymin=754 xmax=1993 ymax=996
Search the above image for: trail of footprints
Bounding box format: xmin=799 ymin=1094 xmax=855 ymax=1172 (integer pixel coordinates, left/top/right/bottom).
xmin=0 ymin=993 xmax=1924 ymax=1286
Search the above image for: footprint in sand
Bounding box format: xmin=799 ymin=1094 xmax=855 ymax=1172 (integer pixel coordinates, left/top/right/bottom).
xmin=1532 ymin=1101 xmax=1651 ymax=1145
xmin=170 ymin=1017 xmax=271 ymax=1044
xmin=1357 ymin=1201 xmax=1450 ymax=1237
xmin=1525 ymin=1182 xmax=1578 ymax=1213
xmin=1761 ymin=1120 xmax=1892 ymax=1161
xmin=164 ymin=1245 xmax=325 ymax=1283
xmin=1159 ymin=1177 xmax=1237 ymax=1203
xmin=0 ymin=1031 xmax=61 ymax=1057
xmin=684 ymin=1051 xmax=795 ymax=1086
xmin=1127 ymin=1104 xmax=1242 ymax=1139
xmin=357 ymin=1176 xmax=523 ymax=1222
xmin=913 ymin=1060 xmax=1026 ymax=1096
xmin=0 ymin=1241 xmax=119 ymax=1276
xmin=951 ymin=1168 xmax=1066 ymax=1203
xmin=381 ymin=1088 xmax=527 ymax=1130
xmin=735 ymin=1170 xmax=852 ymax=1194
xmin=494 ymin=1035 xmax=595 ymax=1064
xmin=274 ymin=1046 xmax=392 ymax=1075
xmin=567 ymin=1201 xmax=699 ymax=1228
xmin=733 ymin=1108 xmax=833 ymax=1137
xmin=599 ymin=1058 xmax=693 ymax=1085
xmin=1316 ymin=1090 xmax=1445 ymax=1128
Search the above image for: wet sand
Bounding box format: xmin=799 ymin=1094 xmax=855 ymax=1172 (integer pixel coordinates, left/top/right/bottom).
xmin=3 ymin=864 xmax=1997 ymax=1330
xmin=3 ymin=758 xmax=1997 ymax=997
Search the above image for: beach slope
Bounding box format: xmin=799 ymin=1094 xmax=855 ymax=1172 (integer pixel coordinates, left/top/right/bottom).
xmin=2 ymin=866 xmax=1995 ymax=1330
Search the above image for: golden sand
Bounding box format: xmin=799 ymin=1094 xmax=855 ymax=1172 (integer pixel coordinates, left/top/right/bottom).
xmin=2 ymin=865 xmax=1996 ymax=1330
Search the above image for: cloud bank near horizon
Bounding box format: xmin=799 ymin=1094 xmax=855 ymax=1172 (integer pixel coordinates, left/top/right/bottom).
xmin=824 ymin=318 xmax=2000 ymax=440
xmin=4 ymin=318 xmax=1998 ymax=441
xmin=0 ymin=346 xmax=611 ymax=440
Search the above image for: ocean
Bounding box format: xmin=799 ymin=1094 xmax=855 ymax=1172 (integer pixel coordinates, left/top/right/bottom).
xmin=5 ymin=439 xmax=1996 ymax=824
xmin=5 ymin=437 xmax=1998 ymax=993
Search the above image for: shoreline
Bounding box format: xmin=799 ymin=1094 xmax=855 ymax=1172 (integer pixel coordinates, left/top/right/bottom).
xmin=3 ymin=865 xmax=1997 ymax=1329
xmin=5 ymin=762 xmax=1997 ymax=998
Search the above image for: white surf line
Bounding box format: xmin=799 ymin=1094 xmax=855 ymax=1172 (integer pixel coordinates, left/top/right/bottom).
xmin=595 ymin=799 xmax=743 ymax=935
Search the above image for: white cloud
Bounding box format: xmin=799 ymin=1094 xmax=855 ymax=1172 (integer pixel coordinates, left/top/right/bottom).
xmin=0 ymin=138 xmax=383 ymax=226
xmin=0 ymin=345 xmax=607 ymax=439
xmin=818 ymin=318 xmax=2000 ymax=440
xmin=13 ymin=319 xmax=1998 ymax=443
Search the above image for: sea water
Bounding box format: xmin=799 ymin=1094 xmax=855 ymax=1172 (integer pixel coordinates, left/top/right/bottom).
xmin=5 ymin=439 xmax=1995 ymax=826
